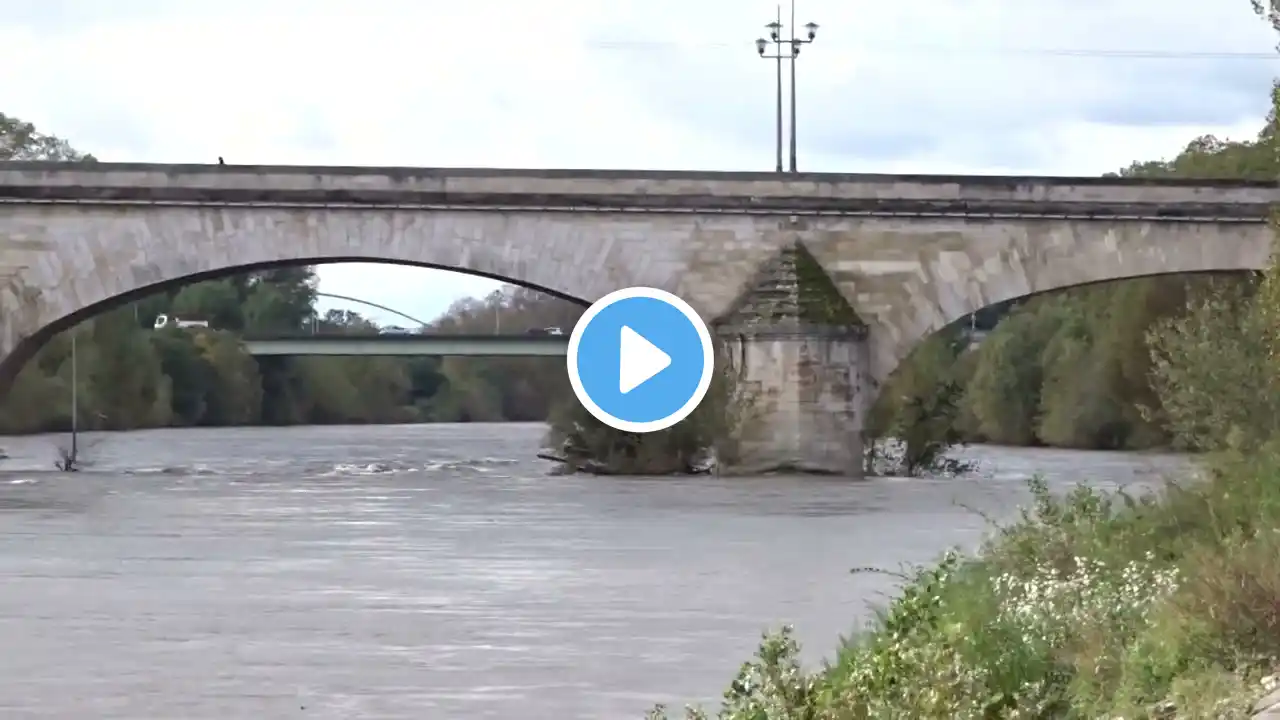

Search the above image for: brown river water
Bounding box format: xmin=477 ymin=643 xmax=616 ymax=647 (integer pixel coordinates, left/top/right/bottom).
xmin=0 ymin=423 xmax=1187 ymax=719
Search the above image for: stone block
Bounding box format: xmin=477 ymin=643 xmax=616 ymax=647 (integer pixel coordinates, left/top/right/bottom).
xmin=721 ymin=332 xmax=868 ymax=477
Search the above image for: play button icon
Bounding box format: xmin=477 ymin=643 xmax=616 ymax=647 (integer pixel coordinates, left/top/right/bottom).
xmin=567 ymin=287 xmax=715 ymax=433
xmin=618 ymin=326 xmax=670 ymax=394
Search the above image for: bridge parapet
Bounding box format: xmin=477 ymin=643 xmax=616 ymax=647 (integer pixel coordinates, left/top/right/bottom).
xmin=1 ymin=162 xmax=1276 ymax=218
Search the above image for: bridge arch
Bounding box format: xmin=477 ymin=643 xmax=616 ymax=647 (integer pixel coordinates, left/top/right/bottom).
xmin=0 ymin=200 xmax=683 ymax=392
xmin=0 ymin=252 xmax=597 ymax=394
xmin=844 ymin=218 xmax=1276 ymax=387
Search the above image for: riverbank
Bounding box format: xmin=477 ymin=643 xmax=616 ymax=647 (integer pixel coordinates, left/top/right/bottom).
xmin=650 ymin=446 xmax=1280 ymax=719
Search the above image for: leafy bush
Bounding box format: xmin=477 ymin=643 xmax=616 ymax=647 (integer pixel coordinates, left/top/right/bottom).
xmin=649 ymin=468 xmax=1280 ymax=719
xmin=647 ymin=256 xmax=1280 ymax=720
xmin=544 ymin=342 xmax=759 ymax=475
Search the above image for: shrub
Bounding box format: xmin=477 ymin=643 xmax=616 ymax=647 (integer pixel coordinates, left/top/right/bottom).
xmin=648 ymin=456 xmax=1280 ymax=719
xmin=544 ymin=342 xmax=759 ymax=475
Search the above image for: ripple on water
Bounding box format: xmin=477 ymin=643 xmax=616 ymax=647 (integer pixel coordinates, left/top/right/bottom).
xmin=0 ymin=424 xmax=1192 ymax=720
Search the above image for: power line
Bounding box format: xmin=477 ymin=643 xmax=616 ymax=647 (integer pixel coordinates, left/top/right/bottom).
xmin=585 ymin=39 xmax=1280 ymax=61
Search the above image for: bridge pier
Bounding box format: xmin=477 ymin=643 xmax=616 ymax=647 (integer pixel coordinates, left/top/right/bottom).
xmin=719 ymin=328 xmax=869 ymax=476
xmin=713 ymin=241 xmax=870 ymax=477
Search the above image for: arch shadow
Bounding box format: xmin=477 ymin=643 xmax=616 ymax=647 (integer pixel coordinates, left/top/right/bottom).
xmin=949 ymin=270 xmax=1256 ymax=330
xmin=0 ymin=257 xmax=590 ymax=397
xmin=881 ymin=267 xmax=1260 ymax=393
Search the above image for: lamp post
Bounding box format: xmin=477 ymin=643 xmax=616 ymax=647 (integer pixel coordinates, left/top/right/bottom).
xmin=755 ymin=8 xmax=785 ymax=173
xmin=756 ymin=1 xmax=819 ymax=173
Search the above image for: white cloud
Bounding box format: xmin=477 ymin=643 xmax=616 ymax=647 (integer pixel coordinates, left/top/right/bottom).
xmin=2 ymin=0 xmax=1277 ymax=324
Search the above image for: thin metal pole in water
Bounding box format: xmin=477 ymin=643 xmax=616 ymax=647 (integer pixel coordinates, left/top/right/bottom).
xmin=70 ymin=332 xmax=78 ymax=461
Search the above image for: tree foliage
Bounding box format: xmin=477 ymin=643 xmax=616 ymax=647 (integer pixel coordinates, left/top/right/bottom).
xmin=873 ymin=117 xmax=1280 ymax=456
xmin=0 ymin=280 xmax=586 ymax=434
xmin=543 ymin=343 xmax=757 ymax=475
xmin=0 ymin=112 xmax=93 ymax=162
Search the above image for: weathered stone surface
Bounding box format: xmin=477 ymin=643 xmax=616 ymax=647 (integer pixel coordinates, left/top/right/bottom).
xmin=0 ymin=164 xmax=1276 ymax=475
xmin=717 ymin=241 xmax=866 ymax=333
xmin=798 ymin=215 xmax=1275 ymax=384
xmin=3 ymin=162 xmax=1278 ymax=217
xmin=0 ymin=204 xmax=789 ymax=378
xmin=721 ymin=333 xmax=867 ymax=476
xmin=715 ymin=242 xmax=868 ymax=476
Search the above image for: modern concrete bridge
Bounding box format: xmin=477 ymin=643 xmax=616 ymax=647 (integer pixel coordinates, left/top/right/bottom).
xmin=243 ymin=334 xmax=569 ymax=357
xmin=1 ymin=161 xmax=1276 ymax=475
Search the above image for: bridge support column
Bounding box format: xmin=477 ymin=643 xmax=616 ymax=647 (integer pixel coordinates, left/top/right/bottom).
xmin=711 ymin=240 xmax=872 ymax=477
xmin=717 ymin=328 xmax=869 ymax=477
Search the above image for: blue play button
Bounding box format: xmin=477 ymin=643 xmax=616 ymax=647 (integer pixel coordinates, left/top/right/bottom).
xmin=567 ymin=287 xmax=715 ymax=433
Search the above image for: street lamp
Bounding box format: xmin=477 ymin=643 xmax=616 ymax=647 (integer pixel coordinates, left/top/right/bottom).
xmin=755 ymin=2 xmax=819 ymax=173
xmin=757 ymin=13 xmax=786 ymax=173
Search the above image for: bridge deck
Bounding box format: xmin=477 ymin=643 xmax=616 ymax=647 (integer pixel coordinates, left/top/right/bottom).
xmin=242 ymin=334 xmax=569 ymax=357
xmin=0 ymin=162 xmax=1275 ymax=219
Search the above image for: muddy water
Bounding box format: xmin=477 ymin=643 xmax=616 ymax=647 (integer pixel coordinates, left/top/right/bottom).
xmin=0 ymin=424 xmax=1185 ymax=719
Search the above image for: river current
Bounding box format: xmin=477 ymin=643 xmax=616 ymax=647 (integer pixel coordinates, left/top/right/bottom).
xmin=0 ymin=423 xmax=1186 ymax=719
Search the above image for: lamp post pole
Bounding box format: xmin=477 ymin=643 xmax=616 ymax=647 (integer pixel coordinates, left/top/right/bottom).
xmin=756 ymin=8 xmax=785 ymax=173
xmin=756 ymin=1 xmax=819 ymax=173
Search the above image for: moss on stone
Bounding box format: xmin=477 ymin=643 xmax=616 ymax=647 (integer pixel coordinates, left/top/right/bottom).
xmin=716 ymin=241 xmax=865 ymax=331
xmin=790 ymin=242 xmax=864 ymax=327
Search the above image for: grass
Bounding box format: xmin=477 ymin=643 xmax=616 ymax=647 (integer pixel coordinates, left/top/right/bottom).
xmin=647 ymin=447 xmax=1280 ymax=719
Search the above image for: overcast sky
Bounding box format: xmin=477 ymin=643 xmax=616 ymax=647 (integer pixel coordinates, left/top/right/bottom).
xmin=2 ymin=0 xmax=1278 ymax=325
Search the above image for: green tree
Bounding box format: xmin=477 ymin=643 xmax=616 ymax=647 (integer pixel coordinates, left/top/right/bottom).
xmin=195 ymin=331 xmax=262 ymax=425
xmin=963 ymin=301 xmax=1062 ymax=445
xmin=151 ymin=329 xmax=216 ymax=425
xmin=0 ymin=363 xmax=66 ymax=433
xmin=865 ymin=332 xmax=970 ymax=475
xmin=171 ymin=280 xmax=246 ymax=331
xmin=0 ymin=112 xmax=93 ymax=161
xmin=1146 ymin=275 xmax=1276 ymax=450
xmin=242 ymin=268 xmax=318 ymax=332
xmin=86 ymin=307 xmax=171 ymax=429
xmin=1034 ymin=296 xmax=1109 ymax=448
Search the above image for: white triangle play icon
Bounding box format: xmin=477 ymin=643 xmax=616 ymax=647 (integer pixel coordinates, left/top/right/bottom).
xmin=619 ymin=325 xmax=671 ymax=394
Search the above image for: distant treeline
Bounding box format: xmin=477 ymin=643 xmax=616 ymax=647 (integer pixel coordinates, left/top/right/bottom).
xmin=0 ymin=266 xmax=584 ymax=434
xmin=869 ymin=133 xmax=1278 ymax=451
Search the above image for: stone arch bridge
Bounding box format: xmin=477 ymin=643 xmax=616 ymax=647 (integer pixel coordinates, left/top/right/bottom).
xmin=1 ymin=162 xmax=1275 ymax=475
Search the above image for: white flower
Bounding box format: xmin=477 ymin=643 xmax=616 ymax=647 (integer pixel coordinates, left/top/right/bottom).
xmin=990 ymin=556 xmax=1179 ymax=648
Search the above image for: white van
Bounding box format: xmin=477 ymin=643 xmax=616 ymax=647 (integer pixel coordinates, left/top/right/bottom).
xmin=154 ymin=314 xmax=210 ymax=330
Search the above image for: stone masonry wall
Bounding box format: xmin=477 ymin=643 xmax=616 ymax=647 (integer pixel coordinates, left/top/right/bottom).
xmin=715 ymin=242 xmax=869 ymax=476
xmin=724 ymin=333 xmax=867 ymax=476
xmin=0 ymin=172 xmax=1276 ymax=407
